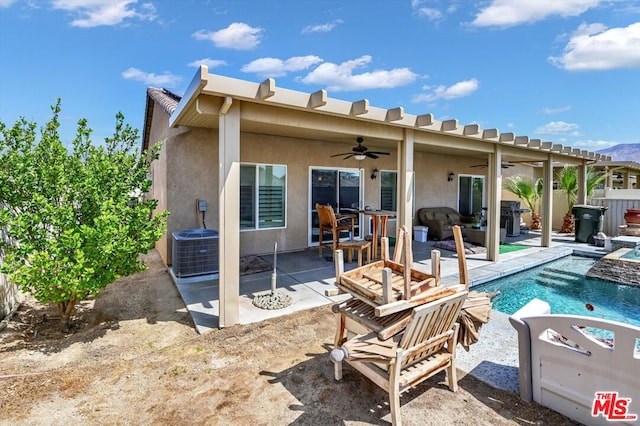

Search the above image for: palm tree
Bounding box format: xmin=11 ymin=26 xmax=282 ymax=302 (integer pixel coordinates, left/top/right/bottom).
xmin=504 ymin=176 xmax=543 ymax=229
xmin=556 ymin=166 xmax=605 ymax=233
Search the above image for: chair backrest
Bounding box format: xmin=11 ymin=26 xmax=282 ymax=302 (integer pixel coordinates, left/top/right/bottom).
xmin=452 ymin=225 xmax=469 ymax=290
xmin=316 ymin=204 xmax=337 ymax=228
xmin=399 ymin=290 xmax=468 ymax=366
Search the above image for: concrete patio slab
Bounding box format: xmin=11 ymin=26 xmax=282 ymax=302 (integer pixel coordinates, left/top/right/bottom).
xmin=169 ymin=231 xmax=609 ymax=389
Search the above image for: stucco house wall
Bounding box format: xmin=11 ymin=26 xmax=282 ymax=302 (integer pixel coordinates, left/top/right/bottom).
xmin=150 ymin=118 xmax=542 ymax=263
xmin=143 ymin=72 xmax=605 ymax=268
xmin=145 ymin=101 xmax=221 ymax=265
xmin=145 ymin=89 xmax=549 ymax=264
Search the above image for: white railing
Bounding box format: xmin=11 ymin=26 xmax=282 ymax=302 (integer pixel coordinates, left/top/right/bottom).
xmin=510 ymin=299 xmax=640 ymax=426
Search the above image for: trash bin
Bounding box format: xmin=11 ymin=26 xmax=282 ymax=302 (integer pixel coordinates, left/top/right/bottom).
xmin=414 ymin=226 xmax=428 ymax=242
xmin=572 ymin=205 xmax=608 ymax=244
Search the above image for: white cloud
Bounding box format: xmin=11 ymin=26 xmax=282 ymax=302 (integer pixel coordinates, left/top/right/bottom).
xmin=52 ymin=0 xmax=157 ymax=27
xmin=411 ymin=0 xmax=460 ymax=21
xmin=470 ymin=0 xmax=600 ymax=28
xmin=412 ymin=78 xmax=479 ymax=103
xmin=301 ymin=19 xmax=343 ymax=34
xmin=192 ymin=22 xmax=262 ymax=50
xmin=121 ymin=67 xmax=182 ymax=87
xmin=416 ymin=7 xmax=443 ymax=20
xmin=187 ymin=58 xmax=227 ymax=69
xmin=541 ymin=105 xmax=571 ymax=114
xmin=241 ymin=56 xmax=323 ymax=78
xmin=300 ymin=55 xmax=418 ymax=91
xmin=549 ymin=22 xmax=640 ymax=70
xmin=534 ymin=121 xmax=580 ymax=135
xmin=0 ymin=0 xmax=16 ymax=7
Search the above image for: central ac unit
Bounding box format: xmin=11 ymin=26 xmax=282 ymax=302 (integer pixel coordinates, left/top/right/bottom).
xmin=172 ymin=229 xmax=219 ymax=278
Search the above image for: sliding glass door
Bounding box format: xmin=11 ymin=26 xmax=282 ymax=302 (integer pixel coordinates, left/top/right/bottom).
xmin=309 ymin=168 xmax=362 ymax=245
xmin=458 ymin=175 xmax=485 ymax=217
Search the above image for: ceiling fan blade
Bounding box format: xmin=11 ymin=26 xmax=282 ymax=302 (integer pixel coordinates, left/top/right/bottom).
xmin=330 ymin=152 xmax=353 ymax=157
xmin=365 ymin=152 xmax=379 ymax=159
xmin=471 ymin=162 xmax=514 ymax=168
xmin=366 ymin=151 xmax=390 ymax=156
xmin=342 ymin=154 xmax=354 ymax=160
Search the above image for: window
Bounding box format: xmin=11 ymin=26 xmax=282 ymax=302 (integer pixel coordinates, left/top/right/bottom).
xmin=380 ymin=171 xmax=397 ymax=211
xmin=240 ymin=164 xmax=286 ymax=230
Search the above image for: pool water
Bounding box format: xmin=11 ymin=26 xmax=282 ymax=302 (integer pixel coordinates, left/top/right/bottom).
xmin=622 ymin=247 xmax=640 ymax=260
xmin=474 ymin=255 xmax=640 ymax=327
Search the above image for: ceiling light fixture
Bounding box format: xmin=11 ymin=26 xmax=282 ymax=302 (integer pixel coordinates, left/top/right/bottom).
xmin=354 ymin=154 xmax=367 ymax=161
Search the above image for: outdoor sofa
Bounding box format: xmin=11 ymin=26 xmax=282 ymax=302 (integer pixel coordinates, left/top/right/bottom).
xmin=416 ymin=207 xmax=473 ymax=240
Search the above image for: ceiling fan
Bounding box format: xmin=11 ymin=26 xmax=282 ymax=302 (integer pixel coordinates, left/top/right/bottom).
xmin=470 ymin=161 xmax=516 ymax=169
xmin=331 ymin=137 xmax=390 ymax=160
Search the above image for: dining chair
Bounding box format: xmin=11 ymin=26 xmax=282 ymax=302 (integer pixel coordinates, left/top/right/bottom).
xmin=316 ymin=203 xmax=355 ymax=257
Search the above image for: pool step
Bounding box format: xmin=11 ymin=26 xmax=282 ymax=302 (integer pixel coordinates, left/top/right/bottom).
xmin=536 ymin=270 xmax=582 ymax=287
xmin=542 ymin=267 xmax=585 ymax=280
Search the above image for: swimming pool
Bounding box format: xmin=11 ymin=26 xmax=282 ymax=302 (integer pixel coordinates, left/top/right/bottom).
xmin=622 ymin=247 xmax=640 ymax=260
xmin=474 ymin=255 xmax=640 ymax=327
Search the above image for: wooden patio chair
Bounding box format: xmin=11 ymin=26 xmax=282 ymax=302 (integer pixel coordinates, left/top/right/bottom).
xmin=330 ymin=290 xmax=468 ymax=426
xmin=316 ymin=203 xmax=355 ymax=257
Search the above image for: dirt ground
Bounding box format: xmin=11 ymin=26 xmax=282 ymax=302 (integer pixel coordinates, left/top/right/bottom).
xmin=0 ymin=250 xmax=578 ymax=425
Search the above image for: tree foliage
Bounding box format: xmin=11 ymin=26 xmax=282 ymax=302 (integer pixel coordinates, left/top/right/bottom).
xmin=503 ymin=176 xmax=543 ymax=230
xmin=0 ymin=101 xmax=168 ymax=331
xmin=555 ymin=165 xmax=605 ymax=234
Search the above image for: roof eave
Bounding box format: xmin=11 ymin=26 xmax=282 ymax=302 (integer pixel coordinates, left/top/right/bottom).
xmin=170 ymin=65 xmax=209 ymax=129
xmin=169 ymin=69 xmax=608 ymax=164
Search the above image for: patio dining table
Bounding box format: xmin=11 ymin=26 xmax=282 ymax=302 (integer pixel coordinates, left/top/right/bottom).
xmin=345 ymin=209 xmax=396 ymax=260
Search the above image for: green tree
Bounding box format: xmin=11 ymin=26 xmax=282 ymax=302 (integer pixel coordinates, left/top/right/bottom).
xmin=555 ymin=165 xmax=605 ymax=233
xmin=0 ymin=101 xmax=168 ymax=332
xmin=503 ymin=176 xmax=543 ymax=230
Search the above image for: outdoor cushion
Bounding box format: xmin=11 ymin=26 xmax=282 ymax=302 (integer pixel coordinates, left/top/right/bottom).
xmin=447 ymin=213 xmax=462 ymax=225
xmin=433 ymin=212 xmax=448 ymax=223
xmin=423 ymin=211 xmax=437 ymax=220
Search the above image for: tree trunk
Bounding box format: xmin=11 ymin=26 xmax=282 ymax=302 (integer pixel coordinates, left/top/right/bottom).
xmin=560 ymin=212 xmax=575 ymax=234
xmin=57 ymin=298 xmax=77 ymax=333
xmin=531 ymin=212 xmax=542 ymax=230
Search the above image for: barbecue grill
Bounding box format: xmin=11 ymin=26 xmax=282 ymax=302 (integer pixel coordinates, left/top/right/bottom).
xmin=500 ymin=201 xmax=530 ymax=237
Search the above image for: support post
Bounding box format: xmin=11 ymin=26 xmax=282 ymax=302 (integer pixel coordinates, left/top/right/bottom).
xmin=486 ymin=146 xmax=502 ymax=261
xmin=542 ymin=155 xmax=553 ymax=247
xmin=397 ymin=129 xmax=414 ymax=241
xmin=218 ymin=100 xmax=240 ymax=328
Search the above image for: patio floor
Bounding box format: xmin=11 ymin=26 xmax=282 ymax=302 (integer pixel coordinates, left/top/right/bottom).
xmin=170 ymin=231 xmax=609 ymax=392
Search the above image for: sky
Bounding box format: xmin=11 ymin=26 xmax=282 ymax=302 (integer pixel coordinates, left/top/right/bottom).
xmin=1 ymin=0 xmax=639 ymax=153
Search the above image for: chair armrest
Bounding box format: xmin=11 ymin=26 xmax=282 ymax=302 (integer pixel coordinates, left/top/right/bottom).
xmin=336 ymin=214 xmax=355 ymax=222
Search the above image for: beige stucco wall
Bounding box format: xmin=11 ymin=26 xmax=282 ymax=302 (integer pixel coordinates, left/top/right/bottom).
xmin=239 ymin=134 xmax=397 ymax=256
xmin=149 ymin=102 xmax=543 ymax=263
xmin=146 ymin=105 xmax=220 ymax=266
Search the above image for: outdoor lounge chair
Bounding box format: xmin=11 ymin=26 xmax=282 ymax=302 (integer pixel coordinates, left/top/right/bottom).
xmin=330 ymin=290 xmax=468 ymax=426
xmin=316 ymin=203 xmax=355 ymax=257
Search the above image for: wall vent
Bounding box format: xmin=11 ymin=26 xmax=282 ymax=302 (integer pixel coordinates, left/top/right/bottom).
xmin=172 ymin=229 xmax=219 ymax=278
